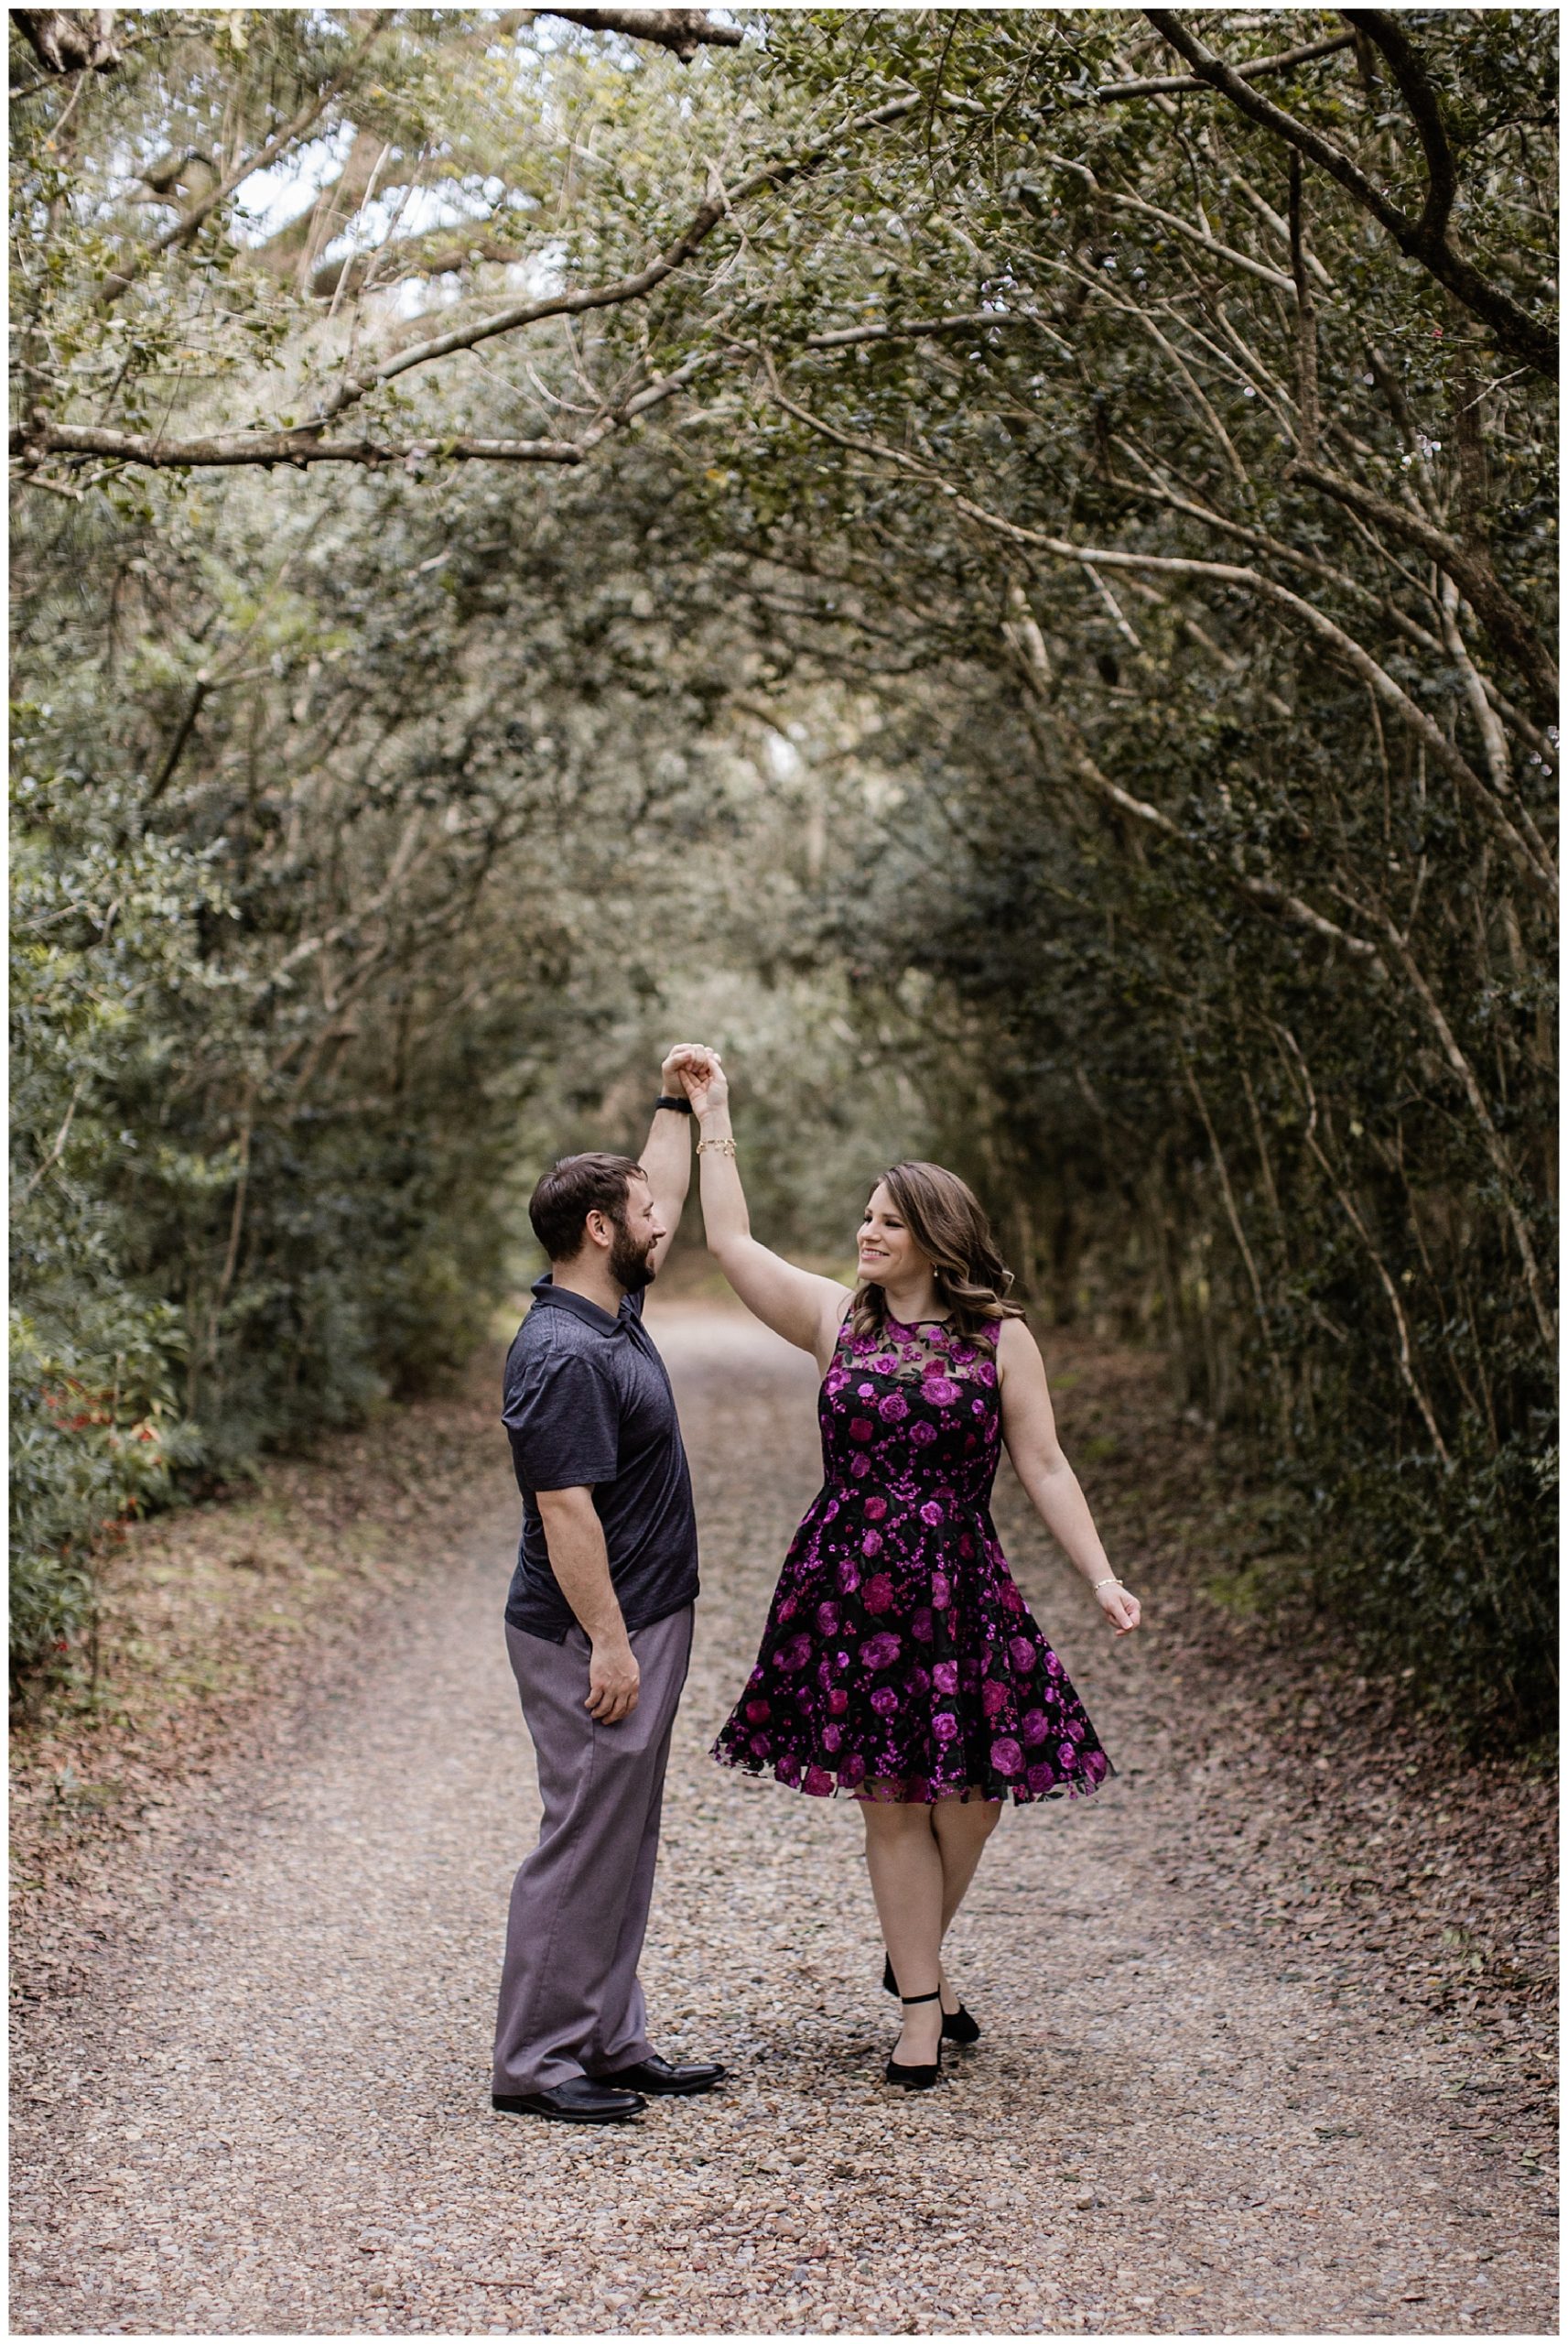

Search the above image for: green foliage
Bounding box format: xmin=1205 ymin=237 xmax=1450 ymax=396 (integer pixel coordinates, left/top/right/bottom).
xmin=7 ymin=8 xmax=1557 ymax=1747
xmin=10 ymin=745 xmax=217 ymax=1683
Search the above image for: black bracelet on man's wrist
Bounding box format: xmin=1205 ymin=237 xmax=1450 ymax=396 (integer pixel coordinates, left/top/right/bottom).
xmin=654 ymin=1093 xmax=694 ymax=1114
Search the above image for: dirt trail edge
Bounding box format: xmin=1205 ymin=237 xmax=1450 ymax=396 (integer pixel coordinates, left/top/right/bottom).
xmin=10 ymin=1301 xmax=1556 ymax=2336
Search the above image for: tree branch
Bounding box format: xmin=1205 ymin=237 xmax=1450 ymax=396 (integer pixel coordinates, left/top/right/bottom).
xmin=34 ymin=90 xmax=918 ymax=466
xmin=539 ymin=9 xmax=743 ymax=61
xmin=1107 ymin=439 xmax=1553 ymax=760
xmin=309 ymin=227 xmax=528 ymax=303
xmin=146 ymin=670 xmax=211 ymax=803
xmin=15 ymin=423 xmax=590 ymax=469
xmin=14 ymin=350 xmax=714 ymax=472
xmin=1286 ymin=456 xmax=1558 ymax=710
xmin=1287 ymin=153 xmax=1319 ymax=461
xmin=804 ymin=309 xmax=1030 ymax=352
xmin=763 ymin=378 xmax=1557 ymax=902
xmin=1141 ymin=10 xmax=1557 ymax=377
xmin=99 ymin=16 xmax=390 ymax=307
xmin=1274 ymin=1026 xmax=1454 ymax=1469
xmin=1181 ymin=1047 xmax=1292 ymax=1429
xmin=12 ymin=8 xmax=117 ymax=78
xmin=308 ymin=93 xmax=917 ymax=429
xmin=1341 ymin=892 xmax=1556 ymax=1349
xmin=1003 ymin=584 xmax=1383 ymax=960
xmin=253 ymin=125 xmax=390 ymax=292
xmin=1341 ymin=8 xmax=1456 ymax=245
xmin=1092 ymin=29 xmax=1355 ymax=103
xmin=1439 ymin=575 xmax=1513 ymax=802
xmin=1036 ymin=149 xmax=1297 ymax=295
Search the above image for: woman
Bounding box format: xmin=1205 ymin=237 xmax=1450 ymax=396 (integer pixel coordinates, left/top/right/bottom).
xmin=677 ymin=1047 xmax=1140 ymax=2089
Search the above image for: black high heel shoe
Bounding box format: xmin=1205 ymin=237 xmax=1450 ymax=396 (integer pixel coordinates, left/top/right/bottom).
xmin=882 ymin=1958 xmax=981 ymax=2045
xmin=885 ymin=1990 xmax=943 ymax=2090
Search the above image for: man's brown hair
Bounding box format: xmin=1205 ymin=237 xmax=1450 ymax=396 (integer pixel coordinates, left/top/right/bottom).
xmin=528 ymin=1152 xmax=647 ymax=1264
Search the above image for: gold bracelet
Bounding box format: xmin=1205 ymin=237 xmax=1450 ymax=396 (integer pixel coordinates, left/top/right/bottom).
xmin=697 ymin=1134 xmax=737 ymax=1156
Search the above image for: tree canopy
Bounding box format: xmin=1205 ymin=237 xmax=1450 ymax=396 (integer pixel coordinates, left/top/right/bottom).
xmin=10 ymin=7 xmax=1557 ymax=1743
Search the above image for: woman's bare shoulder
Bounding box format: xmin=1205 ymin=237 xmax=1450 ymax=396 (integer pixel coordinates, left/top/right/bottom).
xmin=995 ymin=1312 xmax=1044 ymax=1377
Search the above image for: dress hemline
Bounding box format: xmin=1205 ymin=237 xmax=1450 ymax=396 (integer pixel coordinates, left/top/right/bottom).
xmin=709 ymin=1740 xmax=1119 ymax=1807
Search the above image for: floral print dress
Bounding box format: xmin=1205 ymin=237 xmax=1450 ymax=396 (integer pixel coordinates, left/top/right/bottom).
xmin=711 ymin=1310 xmax=1116 ymax=1805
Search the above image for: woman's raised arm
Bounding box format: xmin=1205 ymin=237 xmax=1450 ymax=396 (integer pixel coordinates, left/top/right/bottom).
xmin=678 ymin=1051 xmax=849 ymax=1367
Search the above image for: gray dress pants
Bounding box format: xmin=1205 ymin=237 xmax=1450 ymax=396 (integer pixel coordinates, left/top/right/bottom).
xmin=492 ymin=1603 xmax=694 ymax=2096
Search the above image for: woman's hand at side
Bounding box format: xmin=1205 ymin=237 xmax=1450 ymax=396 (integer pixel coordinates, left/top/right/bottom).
xmin=997 ymin=1317 xmax=1141 ymax=1637
xmin=1093 ymin=1578 xmax=1141 ymax=1636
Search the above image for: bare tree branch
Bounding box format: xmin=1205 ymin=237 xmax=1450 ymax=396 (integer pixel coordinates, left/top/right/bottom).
xmin=146 ymin=670 xmax=211 ymax=803
xmin=15 ymin=423 xmax=589 ymax=469
xmin=1336 ymin=890 xmax=1556 ymax=1348
xmin=1286 ymin=456 xmax=1558 ymax=710
xmin=540 ymin=9 xmax=743 ymax=61
xmin=13 ymin=347 xmax=716 ymax=471
xmin=1270 ymin=1019 xmax=1454 ymax=1468
xmin=1108 ymin=444 xmax=1555 ymax=761
xmin=1439 ymin=576 xmax=1514 ymax=802
xmin=1003 ymin=583 xmax=1383 ymax=960
xmin=1341 ymin=8 xmax=1456 ymax=246
xmin=1287 ymin=152 xmax=1319 ymax=461
xmin=1036 ymin=148 xmax=1297 ymax=295
xmin=1142 ymin=9 xmax=1558 ymax=377
xmin=1181 ymin=1047 xmax=1292 ymax=1428
xmin=1092 ymin=29 xmax=1355 ymax=103
xmin=12 ymin=8 xmax=117 ymax=78
xmin=253 ymin=125 xmax=390 ymax=292
xmin=804 ymin=309 xmax=1029 ymax=352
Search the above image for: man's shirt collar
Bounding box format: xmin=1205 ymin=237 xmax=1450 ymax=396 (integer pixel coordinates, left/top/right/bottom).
xmin=530 ymin=1272 xmax=634 ymax=1336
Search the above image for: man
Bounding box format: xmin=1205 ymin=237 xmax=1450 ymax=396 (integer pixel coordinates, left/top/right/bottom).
xmin=492 ymin=1047 xmax=725 ymax=2123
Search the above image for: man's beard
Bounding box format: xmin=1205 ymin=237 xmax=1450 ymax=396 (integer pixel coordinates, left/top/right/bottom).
xmin=609 ymin=1222 xmax=657 ymax=1293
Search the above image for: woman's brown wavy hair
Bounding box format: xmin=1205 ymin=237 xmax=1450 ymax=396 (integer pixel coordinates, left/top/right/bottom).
xmin=849 ymin=1161 xmax=1025 ymax=1343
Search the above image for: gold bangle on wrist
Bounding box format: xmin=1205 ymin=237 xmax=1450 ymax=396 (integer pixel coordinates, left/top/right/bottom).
xmin=697 ymin=1134 xmax=737 ymax=1156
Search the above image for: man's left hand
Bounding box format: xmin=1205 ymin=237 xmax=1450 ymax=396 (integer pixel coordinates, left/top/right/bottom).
xmin=662 ymin=1042 xmax=717 ymax=1095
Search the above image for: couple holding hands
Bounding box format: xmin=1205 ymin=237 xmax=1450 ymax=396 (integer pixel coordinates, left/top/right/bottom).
xmin=492 ymin=1044 xmax=1138 ymax=2122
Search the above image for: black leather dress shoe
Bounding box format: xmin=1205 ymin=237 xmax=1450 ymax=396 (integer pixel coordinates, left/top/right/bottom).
xmin=492 ymin=2077 xmax=645 ymax=2122
xmin=595 ymin=2054 xmax=726 ymax=2096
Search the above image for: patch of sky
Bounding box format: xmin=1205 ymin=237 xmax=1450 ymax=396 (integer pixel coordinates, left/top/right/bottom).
xmin=763 ymin=731 xmax=802 ymax=784
xmin=317 ymin=181 xmax=488 ymax=260
xmin=315 ymin=199 xmax=563 ymax=320
xmin=231 ymin=123 xmax=356 ymax=242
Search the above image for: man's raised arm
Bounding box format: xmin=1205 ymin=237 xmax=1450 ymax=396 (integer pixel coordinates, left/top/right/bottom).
xmin=640 ymin=1043 xmax=706 ymax=1274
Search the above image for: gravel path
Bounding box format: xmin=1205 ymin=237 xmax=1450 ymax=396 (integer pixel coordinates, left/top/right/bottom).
xmin=11 ymin=1302 xmax=1556 ymax=2335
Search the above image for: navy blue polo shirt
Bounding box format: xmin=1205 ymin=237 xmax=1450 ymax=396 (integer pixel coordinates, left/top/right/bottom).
xmin=502 ymin=1275 xmax=699 ymax=1643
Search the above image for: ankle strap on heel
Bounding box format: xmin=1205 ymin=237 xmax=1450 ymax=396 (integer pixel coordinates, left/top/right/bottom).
xmin=899 ymin=1989 xmax=942 ymax=2005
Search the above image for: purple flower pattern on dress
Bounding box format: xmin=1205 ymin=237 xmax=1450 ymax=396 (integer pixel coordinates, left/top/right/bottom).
xmin=711 ymin=1311 xmax=1117 ymax=1806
